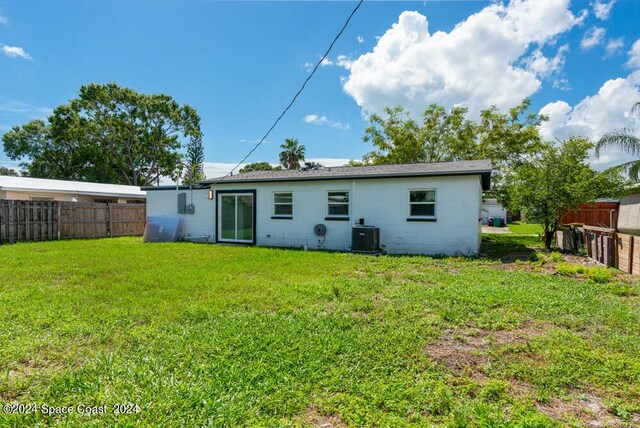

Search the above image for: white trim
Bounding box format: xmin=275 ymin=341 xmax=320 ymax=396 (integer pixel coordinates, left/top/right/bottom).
xmin=408 ymin=189 xmax=437 ymax=219
xmin=326 ymin=190 xmax=350 ymax=218
xmin=272 ymin=191 xmax=293 ymax=218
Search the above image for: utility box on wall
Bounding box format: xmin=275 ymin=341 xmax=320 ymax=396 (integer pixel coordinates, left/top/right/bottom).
xmin=352 ymin=226 xmax=380 ymax=253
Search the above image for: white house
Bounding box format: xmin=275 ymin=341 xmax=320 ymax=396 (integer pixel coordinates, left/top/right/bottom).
xmin=0 ymin=175 xmax=146 ymax=203
xmin=481 ymin=198 xmax=507 ymax=225
xmin=143 ymin=160 xmax=492 ymax=255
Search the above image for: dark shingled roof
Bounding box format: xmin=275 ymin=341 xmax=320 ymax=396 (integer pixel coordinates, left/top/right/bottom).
xmin=200 ymin=159 xmax=492 ymax=190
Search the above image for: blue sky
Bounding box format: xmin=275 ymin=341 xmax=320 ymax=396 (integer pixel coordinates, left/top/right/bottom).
xmin=1 ymin=0 xmax=640 ymax=179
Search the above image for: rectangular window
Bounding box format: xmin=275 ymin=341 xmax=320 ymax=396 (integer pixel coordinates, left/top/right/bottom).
xmin=273 ymin=192 xmax=293 ymax=218
xmin=327 ymin=191 xmax=349 ymax=218
xmin=409 ymin=190 xmax=436 ymax=219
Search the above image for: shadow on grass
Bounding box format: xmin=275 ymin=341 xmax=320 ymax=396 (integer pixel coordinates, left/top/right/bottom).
xmin=480 ymin=234 xmax=544 ymax=263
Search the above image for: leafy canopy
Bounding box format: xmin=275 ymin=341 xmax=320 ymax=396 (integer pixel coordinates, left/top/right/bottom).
xmin=0 ymin=166 xmax=19 ymax=176
xmin=2 ymin=82 xmax=202 ymax=186
xmin=361 ymin=99 xmax=545 ymax=172
xmin=239 ymin=162 xmax=282 ymax=174
xmin=507 ymin=137 xmax=625 ymax=250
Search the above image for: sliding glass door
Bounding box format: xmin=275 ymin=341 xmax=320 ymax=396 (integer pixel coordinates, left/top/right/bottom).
xmin=218 ymin=192 xmax=254 ymax=243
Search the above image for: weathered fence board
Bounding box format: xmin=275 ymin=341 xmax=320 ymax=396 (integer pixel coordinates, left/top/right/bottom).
xmin=109 ymin=204 xmax=147 ymax=237
xmin=59 ymin=203 xmax=110 ymax=239
xmin=0 ymin=200 xmax=145 ymax=244
xmin=0 ymin=200 xmax=58 ymax=244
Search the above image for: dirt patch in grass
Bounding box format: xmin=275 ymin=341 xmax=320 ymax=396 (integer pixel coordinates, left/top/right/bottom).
xmin=536 ymin=393 xmax=631 ymax=428
xmin=425 ymin=322 xmax=552 ymax=374
xmin=427 ymin=324 xmax=637 ymax=427
xmin=297 ymin=406 xmax=346 ymax=428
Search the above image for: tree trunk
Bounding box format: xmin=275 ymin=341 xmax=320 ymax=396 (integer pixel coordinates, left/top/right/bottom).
xmin=545 ymin=230 xmax=554 ymax=251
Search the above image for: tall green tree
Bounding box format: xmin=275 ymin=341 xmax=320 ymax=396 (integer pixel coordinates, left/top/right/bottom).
xmin=0 ymin=166 xmax=19 ymax=176
xmin=239 ymin=162 xmax=282 ymax=173
xmin=2 ymin=82 xmax=202 ymax=186
xmin=363 ymin=105 xmax=476 ymax=164
xmin=507 ymin=137 xmax=625 ymax=250
xmin=595 ymin=101 xmax=640 ymax=180
xmin=182 ymin=136 xmax=206 ymax=185
xmin=279 ymin=138 xmax=305 ymax=170
xmin=361 ymin=99 xmax=544 ymax=171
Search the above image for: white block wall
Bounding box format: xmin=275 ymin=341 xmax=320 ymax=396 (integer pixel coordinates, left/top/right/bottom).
xmin=145 ymin=187 xmax=215 ymax=242
xmin=481 ymin=198 xmax=507 ymax=224
xmin=146 ymin=176 xmax=483 ymax=255
xmin=214 ymin=175 xmax=483 ymax=255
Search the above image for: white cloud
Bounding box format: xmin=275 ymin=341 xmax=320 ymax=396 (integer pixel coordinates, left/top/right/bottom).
xmin=539 ymin=78 xmax=640 ymax=142
xmin=0 ymin=9 xmax=7 ymax=26
xmin=605 ymin=37 xmax=624 ymax=56
xmin=580 ymin=27 xmax=606 ymax=50
xmin=592 ymin=0 xmax=615 ymax=20
xmin=316 ymin=54 xmax=354 ymax=70
xmin=1 ymin=45 xmax=32 ymax=60
xmin=539 ymin=40 xmax=640 ymax=170
xmin=356 ymin=36 xmax=365 ymax=43
xmin=524 ymin=44 xmax=569 ymax=79
xmin=628 ymin=39 xmax=640 ymax=69
xmin=342 ymin=1 xmax=581 ymax=118
xmin=335 ymin=55 xmax=354 ymax=70
xmin=306 ymin=157 xmax=351 ymax=167
xmin=303 ymin=114 xmax=350 ymax=130
xmin=320 ymin=57 xmax=333 ymax=67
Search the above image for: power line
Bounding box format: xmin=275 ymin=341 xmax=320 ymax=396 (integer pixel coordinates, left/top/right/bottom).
xmin=209 ymin=0 xmax=364 ymax=185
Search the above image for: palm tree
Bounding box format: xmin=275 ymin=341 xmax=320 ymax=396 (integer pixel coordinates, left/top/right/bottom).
xmin=595 ymin=101 xmax=640 ymax=180
xmin=279 ymin=138 xmax=306 ymax=170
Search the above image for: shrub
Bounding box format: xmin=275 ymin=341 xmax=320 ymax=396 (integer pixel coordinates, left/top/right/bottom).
xmin=587 ymin=267 xmax=614 ymax=284
xmin=550 ymin=252 xmax=563 ymax=263
xmin=556 ymin=262 xmax=579 ymax=276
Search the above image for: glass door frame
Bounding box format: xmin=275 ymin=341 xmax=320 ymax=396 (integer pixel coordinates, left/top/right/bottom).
xmin=215 ymin=189 xmax=256 ymax=244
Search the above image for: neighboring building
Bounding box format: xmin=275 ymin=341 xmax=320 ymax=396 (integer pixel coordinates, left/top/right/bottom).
xmin=144 ymin=160 xmax=492 ymax=255
xmin=481 ymin=198 xmax=507 ymax=225
xmin=0 ymin=175 xmax=146 ymax=203
xmin=616 ymin=194 xmax=640 ymax=234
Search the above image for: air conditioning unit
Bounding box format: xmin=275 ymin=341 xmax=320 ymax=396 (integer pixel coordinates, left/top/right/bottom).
xmin=352 ymin=226 xmax=380 ymax=253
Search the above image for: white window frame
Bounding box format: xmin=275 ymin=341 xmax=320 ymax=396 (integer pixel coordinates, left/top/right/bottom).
xmin=408 ymin=189 xmax=436 ymax=220
xmin=272 ymin=191 xmax=293 ymax=218
xmin=326 ymin=190 xmax=350 ymax=219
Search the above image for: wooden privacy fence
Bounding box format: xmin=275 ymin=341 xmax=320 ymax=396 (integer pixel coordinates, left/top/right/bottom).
xmin=0 ymin=200 xmax=145 ymax=244
xmin=0 ymin=200 xmax=59 ymax=243
xmin=615 ymin=233 xmax=640 ymax=275
xmin=556 ymin=225 xmax=640 ymax=274
xmin=560 ymin=202 xmax=619 ymax=228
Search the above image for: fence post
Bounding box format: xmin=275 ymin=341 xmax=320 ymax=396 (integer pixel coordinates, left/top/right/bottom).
xmin=57 ymin=203 xmax=61 ymax=240
xmin=108 ymin=204 xmax=113 ymax=238
xmin=630 ymin=236 xmax=635 ymax=275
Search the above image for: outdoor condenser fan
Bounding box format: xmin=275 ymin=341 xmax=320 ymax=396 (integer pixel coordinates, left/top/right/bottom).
xmin=314 ymin=224 xmax=327 ymax=237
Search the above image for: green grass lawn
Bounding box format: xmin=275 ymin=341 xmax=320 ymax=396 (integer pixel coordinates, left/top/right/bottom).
xmin=508 ymin=221 xmax=544 ymax=235
xmin=1 ymin=237 xmax=639 ymax=427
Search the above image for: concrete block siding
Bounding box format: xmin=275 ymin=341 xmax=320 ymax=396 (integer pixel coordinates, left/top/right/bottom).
xmin=146 ymin=174 xmax=483 ymax=255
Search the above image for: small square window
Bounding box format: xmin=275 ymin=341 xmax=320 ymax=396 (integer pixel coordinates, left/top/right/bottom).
xmin=409 ymin=190 xmax=436 ymax=220
xmin=327 ymin=191 xmax=349 ymax=218
xmin=273 ymin=192 xmax=293 ymax=218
